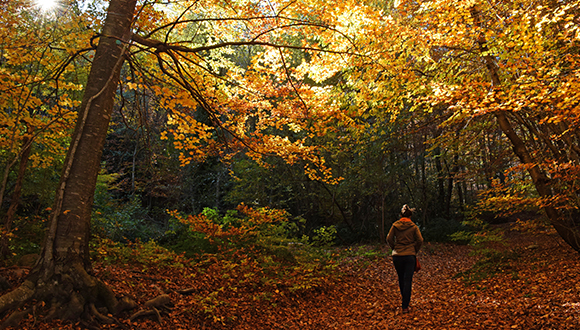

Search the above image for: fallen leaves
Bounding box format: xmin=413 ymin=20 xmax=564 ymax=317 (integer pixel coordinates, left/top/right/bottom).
xmin=2 ymin=224 xmax=579 ymax=329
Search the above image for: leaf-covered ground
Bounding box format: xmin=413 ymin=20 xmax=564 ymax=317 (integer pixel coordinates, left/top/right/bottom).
xmin=2 ymin=224 xmax=580 ymax=329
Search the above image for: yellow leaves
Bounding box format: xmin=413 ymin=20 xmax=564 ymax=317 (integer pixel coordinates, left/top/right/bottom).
xmin=279 ymin=122 xmax=299 ymax=134
xmin=0 ymin=0 xmax=90 ymax=171
xmin=164 ymin=111 xmax=215 ymax=164
xmin=126 ymin=82 xmax=138 ymax=90
xmin=387 ymin=0 xmax=580 ymax=134
xmin=296 ymin=54 xmax=342 ymax=84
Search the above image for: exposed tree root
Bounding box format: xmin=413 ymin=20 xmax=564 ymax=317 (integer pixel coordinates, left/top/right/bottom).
xmin=176 ymin=287 xmax=198 ymax=295
xmin=129 ymin=308 xmax=162 ymax=323
xmin=0 ymin=261 xmax=136 ymax=329
xmin=89 ymin=303 xmax=114 ymax=324
xmin=129 ymin=294 xmax=173 ymax=323
xmin=0 ymin=307 xmax=32 ymax=329
xmin=144 ymin=294 xmax=172 ymax=309
xmin=0 ymin=280 xmax=35 ymax=317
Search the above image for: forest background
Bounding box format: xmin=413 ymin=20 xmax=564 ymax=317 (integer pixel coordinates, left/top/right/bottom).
xmin=0 ymin=0 xmax=579 ymax=328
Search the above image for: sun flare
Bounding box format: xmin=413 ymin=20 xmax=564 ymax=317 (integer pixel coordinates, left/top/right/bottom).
xmin=35 ymin=0 xmax=58 ymax=11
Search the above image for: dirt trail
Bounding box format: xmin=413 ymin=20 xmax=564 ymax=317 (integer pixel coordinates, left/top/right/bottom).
xmin=2 ymin=225 xmax=580 ymax=329
xmin=319 ymin=228 xmax=580 ymax=330
xmin=239 ymin=227 xmax=580 ymax=330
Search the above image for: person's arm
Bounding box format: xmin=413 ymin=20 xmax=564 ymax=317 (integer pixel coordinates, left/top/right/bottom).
xmin=386 ymin=226 xmax=396 ymax=250
xmin=414 ymin=226 xmax=424 ymax=252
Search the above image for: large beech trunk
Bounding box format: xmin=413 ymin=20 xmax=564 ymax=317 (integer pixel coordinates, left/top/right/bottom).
xmin=0 ymin=0 xmax=138 ymax=327
xmin=40 ymin=0 xmax=137 ymax=277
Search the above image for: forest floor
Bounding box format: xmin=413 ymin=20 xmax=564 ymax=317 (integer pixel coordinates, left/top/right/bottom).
xmin=2 ymin=223 xmax=580 ymax=329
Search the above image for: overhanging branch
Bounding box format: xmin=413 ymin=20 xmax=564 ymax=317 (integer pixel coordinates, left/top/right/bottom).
xmin=131 ymin=34 xmax=357 ymax=56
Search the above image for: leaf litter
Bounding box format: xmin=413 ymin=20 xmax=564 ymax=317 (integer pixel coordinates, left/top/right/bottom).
xmin=1 ymin=224 xmax=579 ymax=329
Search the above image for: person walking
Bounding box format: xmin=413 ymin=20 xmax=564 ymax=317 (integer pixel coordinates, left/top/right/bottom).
xmin=386 ymin=204 xmax=423 ymax=314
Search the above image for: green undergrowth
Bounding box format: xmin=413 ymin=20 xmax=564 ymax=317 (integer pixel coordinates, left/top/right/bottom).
xmin=450 ymin=213 xmax=522 ymax=285
xmin=163 ymin=206 xmax=339 ymax=291
xmin=90 ymin=205 xmax=342 ymax=324
xmin=90 ymin=238 xmax=188 ymax=269
xmin=454 ymin=248 xmax=521 ymax=285
xmin=337 ymin=244 xmax=389 ymax=264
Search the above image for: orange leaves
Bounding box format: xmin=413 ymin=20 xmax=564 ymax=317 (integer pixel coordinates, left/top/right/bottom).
xmin=18 ymin=222 xmax=580 ymax=330
xmin=168 ymin=204 xmax=287 ymax=243
xmin=123 ymin=0 xmax=372 ymax=184
xmin=162 ymin=112 xmax=214 ymax=164
xmin=235 ymin=203 xmax=288 ymax=224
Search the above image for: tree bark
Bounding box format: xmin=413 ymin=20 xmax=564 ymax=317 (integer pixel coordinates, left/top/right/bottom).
xmin=471 ymin=6 xmax=580 ymax=252
xmin=0 ymin=0 xmax=139 ymax=325
xmin=41 ymin=0 xmax=137 ymax=270
xmin=433 ymin=147 xmax=446 ymax=216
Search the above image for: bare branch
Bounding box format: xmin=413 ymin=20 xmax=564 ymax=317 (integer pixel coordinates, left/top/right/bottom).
xmin=131 ymin=33 xmax=358 ymax=56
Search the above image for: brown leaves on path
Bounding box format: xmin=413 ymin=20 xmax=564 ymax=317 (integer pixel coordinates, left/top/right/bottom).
xmin=3 ymin=224 xmax=580 ymax=329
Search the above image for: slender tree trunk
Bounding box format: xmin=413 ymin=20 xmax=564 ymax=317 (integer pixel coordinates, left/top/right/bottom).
xmin=318 ymin=181 xmax=355 ymax=233
xmin=433 ymin=147 xmax=446 ymax=215
xmin=420 ymin=144 xmax=428 ymax=226
xmin=380 ymin=190 xmax=385 ymax=243
xmin=0 ymin=130 xmax=33 ymax=260
xmin=471 ymin=6 xmax=580 ymax=252
xmin=0 ymin=0 xmax=139 ymax=325
xmin=132 ymin=143 xmax=138 ymax=192
xmin=444 ymin=160 xmax=453 ymax=219
xmin=456 ymin=176 xmax=464 ymax=212
xmin=0 ymin=156 xmax=21 ymax=213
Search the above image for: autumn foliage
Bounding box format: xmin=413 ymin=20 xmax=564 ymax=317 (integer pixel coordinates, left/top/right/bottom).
xmin=1 ymin=0 xmax=580 ymax=328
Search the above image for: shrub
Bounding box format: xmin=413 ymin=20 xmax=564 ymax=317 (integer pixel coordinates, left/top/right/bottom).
xmin=449 ymin=210 xmax=514 ymax=284
xmin=310 ymin=225 xmax=337 ymax=247
xmin=90 ymin=236 xmax=187 ymax=268
xmin=422 ymin=218 xmax=468 ymax=242
xmin=455 ymin=249 xmax=520 ymax=284
xmin=449 ymin=217 xmax=503 ymax=247
xmin=165 ymin=205 xmax=336 ymax=291
xmin=92 ymin=173 xmax=162 ymax=242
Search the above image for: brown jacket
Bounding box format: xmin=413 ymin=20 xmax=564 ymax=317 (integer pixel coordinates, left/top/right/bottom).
xmin=386 ymin=218 xmax=423 ymax=256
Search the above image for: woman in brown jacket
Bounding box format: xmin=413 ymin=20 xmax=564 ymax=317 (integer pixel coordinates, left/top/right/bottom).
xmin=386 ymin=204 xmax=423 ymax=313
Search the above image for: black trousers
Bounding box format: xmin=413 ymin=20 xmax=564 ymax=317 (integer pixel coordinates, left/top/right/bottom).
xmin=392 ymin=255 xmax=416 ymax=309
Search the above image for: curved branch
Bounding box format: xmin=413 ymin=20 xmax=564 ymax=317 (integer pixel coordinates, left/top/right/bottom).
xmin=142 ymin=46 xmax=277 ymax=159
xmin=142 ymin=15 xmax=327 ymax=39
xmin=131 ymin=33 xmax=359 ymax=57
xmin=277 ymin=48 xmax=309 ymax=116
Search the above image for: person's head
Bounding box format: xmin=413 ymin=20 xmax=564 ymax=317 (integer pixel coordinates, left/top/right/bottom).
xmin=401 ymin=204 xmax=414 ymax=218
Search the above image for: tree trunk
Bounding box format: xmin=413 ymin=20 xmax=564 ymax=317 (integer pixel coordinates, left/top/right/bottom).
xmin=471 ymin=6 xmax=580 ymax=252
xmin=0 ymin=130 xmax=33 ymax=260
xmin=433 ymin=147 xmax=446 ymax=216
xmin=444 ymin=159 xmax=453 ymax=219
xmin=380 ymin=190 xmax=386 ymax=243
xmin=0 ymin=0 xmax=139 ymax=326
xmin=494 ymin=111 xmax=580 ymax=251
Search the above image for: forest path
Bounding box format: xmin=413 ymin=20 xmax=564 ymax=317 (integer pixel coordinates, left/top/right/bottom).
xmin=240 ymin=225 xmax=580 ymax=330
xmin=313 ymin=227 xmax=580 ymax=330
xmin=4 ymin=224 xmax=580 ymax=329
